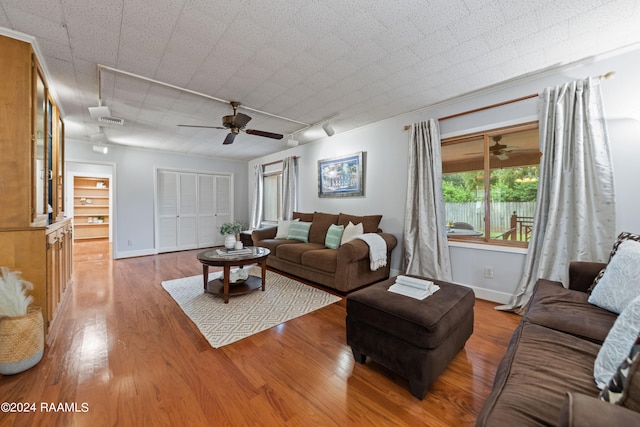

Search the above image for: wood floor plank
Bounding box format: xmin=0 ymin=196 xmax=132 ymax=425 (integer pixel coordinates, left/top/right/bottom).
xmin=0 ymin=241 xmax=521 ymax=426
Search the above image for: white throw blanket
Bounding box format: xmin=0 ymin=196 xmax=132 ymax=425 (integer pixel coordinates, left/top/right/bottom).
xmin=353 ymin=233 xmax=388 ymax=271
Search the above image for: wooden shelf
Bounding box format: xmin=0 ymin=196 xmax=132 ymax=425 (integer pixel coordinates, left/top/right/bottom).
xmin=74 ymin=176 xmax=110 ymax=240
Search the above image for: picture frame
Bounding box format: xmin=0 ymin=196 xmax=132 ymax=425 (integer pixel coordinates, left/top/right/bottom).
xmin=317 ymin=151 xmax=365 ymax=198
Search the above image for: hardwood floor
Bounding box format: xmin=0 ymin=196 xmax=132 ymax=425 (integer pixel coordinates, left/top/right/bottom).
xmin=0 ymin=241 xmax=521 ymax=426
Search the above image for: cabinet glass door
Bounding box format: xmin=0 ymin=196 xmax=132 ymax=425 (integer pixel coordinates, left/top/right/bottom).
xmin=57 ymin=117 xmax=64 ymax=218
xmin=47 ymin=98 xmax=54 ymax=223
xmin=34 ymin=68 xmax=46 ymax=222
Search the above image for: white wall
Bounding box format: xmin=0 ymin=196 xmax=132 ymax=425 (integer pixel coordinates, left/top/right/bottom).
xmin=66 ymin=141 xmax=249 ymax=258
xmin=248 ymin=47 xmax=640 ymax=303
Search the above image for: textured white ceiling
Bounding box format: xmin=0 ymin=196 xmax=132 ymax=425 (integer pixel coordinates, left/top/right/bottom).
xmin=1 ymin=0 xmax=639 ymax=160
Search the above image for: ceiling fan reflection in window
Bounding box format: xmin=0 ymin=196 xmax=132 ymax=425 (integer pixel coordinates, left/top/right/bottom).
xmin=466 ymin=135 xmax=515 ymax=160
xmin=178 ymin=101 xmax=284 ymax=145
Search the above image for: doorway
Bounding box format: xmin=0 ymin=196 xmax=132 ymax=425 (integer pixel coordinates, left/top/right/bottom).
xmin=66 ymin=161 xmax=115 ymax=260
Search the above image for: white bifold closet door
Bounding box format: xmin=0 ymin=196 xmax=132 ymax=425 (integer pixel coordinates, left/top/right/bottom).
xmin=157 ymin=170 xmax=231 ymax=253
xmin=197 ymin=175 xmax=231 ymax=247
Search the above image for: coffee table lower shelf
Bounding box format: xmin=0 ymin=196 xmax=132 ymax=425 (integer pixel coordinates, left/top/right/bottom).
xmin=205 ymin=275 xmax=263 ymax=298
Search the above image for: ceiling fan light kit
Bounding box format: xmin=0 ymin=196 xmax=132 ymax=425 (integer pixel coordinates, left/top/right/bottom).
xmin=286 ymin=137 xmax=299 ymax=147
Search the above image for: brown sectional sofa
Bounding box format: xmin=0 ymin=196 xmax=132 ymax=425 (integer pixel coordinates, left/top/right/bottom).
xmin=476 ymin=261 xmax=640 ymax=426
xmin=251 ymin=212 xmax=397 ymax=293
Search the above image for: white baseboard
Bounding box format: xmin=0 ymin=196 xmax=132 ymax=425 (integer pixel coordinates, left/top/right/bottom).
xmin=464 ymin=286 xmax=513 ymax=304
xmin=115 ymin=248 xmax=157 ymax=259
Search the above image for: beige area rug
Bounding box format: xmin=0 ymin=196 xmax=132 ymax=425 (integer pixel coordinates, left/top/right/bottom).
xmin=162 ymin=268 xmax=342 ymax=348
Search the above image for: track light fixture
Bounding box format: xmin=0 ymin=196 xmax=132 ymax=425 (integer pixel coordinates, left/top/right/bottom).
xmin=92 ymin=145 xmax=108 ymax=154
xmin=286 ymin=136 xmax=299 ymax=147
xmin=322 ymin=121 xmax=335 ymax=137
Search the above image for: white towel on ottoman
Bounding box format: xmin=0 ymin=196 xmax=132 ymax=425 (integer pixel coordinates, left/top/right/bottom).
xmin=354 ymin=233 xmax=388 ymax=271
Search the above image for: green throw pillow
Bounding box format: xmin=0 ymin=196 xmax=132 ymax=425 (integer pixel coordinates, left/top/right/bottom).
xmin=325 ymin=224 xmax=345 ymax=249
xmin=287 ymin=221 xmax=312 ymax=242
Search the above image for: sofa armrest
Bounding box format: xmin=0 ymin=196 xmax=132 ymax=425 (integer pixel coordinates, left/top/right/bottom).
xmin=568 ymin=261 xmax=607 ymax=293
xmin=337 ymin=232 xmax=398 ymax=263
xmin=559 ymin=392 xmax=640 ymax=426
xmin=252 ymin=226 xmax=277 ymax=244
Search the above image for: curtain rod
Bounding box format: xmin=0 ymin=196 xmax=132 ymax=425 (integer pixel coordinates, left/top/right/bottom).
xmin=403 ymin=71 xmax=616 ymax=131
xmin=261 ymin=156 xmax=300 ymax=168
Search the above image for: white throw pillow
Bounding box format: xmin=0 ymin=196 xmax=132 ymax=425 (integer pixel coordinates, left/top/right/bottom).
xmin=275 ymin=219 xmax=298 ymax=239
xmin=588 ymin=240 xmax=640 ymax=314
xmin=341 ymin=221 xmax=363 ymax=245
xmin=594 ymin=294 xmax=640 ymax=389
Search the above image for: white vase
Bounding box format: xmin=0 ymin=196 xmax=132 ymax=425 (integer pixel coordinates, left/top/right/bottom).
xmin=224 ymin=234 xmax=236 ymax=249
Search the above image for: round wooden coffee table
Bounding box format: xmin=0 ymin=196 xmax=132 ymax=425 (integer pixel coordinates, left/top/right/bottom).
xmin=196 ymin=246 xmax=270 ymax=303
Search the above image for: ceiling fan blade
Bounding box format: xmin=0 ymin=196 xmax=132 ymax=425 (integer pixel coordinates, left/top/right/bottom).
xmin=178 ymin=124 xmax=226 ymax=129
xmin=233 ymin=112 xmax=252 ymax=128
xmin=245 ymin=129 xmax=284 ymax=139
xmin=223 ymin=133 xmax=237 ymax=145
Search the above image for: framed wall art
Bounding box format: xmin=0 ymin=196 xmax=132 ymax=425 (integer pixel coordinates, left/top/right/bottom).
xmin=317 ymin=151 xmax=365 ymax=198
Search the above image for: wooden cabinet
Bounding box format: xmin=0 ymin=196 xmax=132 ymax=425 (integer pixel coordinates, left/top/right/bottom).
xmin=0 ymin=35 xmax=72 ymax=335
xmin=73 ymin=177 xmax=110 ymax=240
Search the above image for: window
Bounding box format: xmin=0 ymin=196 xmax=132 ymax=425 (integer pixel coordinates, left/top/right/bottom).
xmin=441 ymin=122 xmax=540 ymax=246
xmin=262 ymin=167 xmax=282 ymax=223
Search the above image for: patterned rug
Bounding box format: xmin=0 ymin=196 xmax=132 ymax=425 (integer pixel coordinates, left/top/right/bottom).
xmin=161 ymin=268 xmax=342 ymax=348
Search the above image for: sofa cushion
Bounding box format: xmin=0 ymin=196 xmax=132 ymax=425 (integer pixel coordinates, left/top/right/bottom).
xmin=301 ymin=249 xmax=338 ymax=273
xmin=600 ymin=332 xmax=640 ymax=411
xmin=287 ymin=221 xmax=312 ymax=242
xmin=324 ymin=224 xmax=344 ymax=249
xmin=276 ymin=242 xmax=325 ymax=264
xmin=341 ymin=221 xmax=364 ymax=245
xmin=591 ymin=231 xmax=640 ymax=290
xmin=338 ymin=213 xmax=382 ymax=233
xmin=524 ymin=280 xmax=617 ymax=344
xmin=476 ymin=322 xmax=601 ymax=427
xmin=560 ymin=392 xmax=640 ymax=427
xmin=255 ymin=238 xmax=299 ymax=254
xmin=292 ymin=211 xmax=314 ymax=222
xmin=309 ymin=212 xmax=339 ymax=244
xmin=594 ymin=295 xmax=640 ymax=389
xmin=588 ymin=239 xmax=640 ymax=314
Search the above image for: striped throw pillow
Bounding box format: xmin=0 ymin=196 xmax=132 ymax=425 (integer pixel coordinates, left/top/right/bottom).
xmin=325 ymin=224 xmax=345 ymax=249
xmin=287 ymin=221 xmax=312 ymax=242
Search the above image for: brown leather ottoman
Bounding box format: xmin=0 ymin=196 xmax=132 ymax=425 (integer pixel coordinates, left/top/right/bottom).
xmin=346 ymin=275 xmax=475 ymax=399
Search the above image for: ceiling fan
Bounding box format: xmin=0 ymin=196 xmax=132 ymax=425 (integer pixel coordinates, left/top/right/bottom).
xmin=178 ymin=101 xmax=284 ymax=145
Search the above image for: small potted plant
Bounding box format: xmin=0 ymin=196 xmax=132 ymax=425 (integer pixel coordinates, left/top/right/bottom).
xmin=219 ymin=221 xmax=243 ymax=249
xmin=0 ymin=267 xmax=44 ymax=375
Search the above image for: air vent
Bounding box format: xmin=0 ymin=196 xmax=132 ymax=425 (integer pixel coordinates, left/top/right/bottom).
xmin=98 ymin=116 xmax=125 ymax=126
xmin=88 ymin=106 xmax=111 ymax=119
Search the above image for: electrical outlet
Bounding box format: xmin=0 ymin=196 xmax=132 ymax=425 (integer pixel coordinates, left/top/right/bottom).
xmin=128 ymin=239 xmax=133 ymax=246
xmin=484 ymin=266 xmax=494 ymax=279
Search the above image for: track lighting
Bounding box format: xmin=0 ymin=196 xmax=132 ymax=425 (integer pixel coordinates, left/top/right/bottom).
xmin=322 ymin=121 xmax=335 ymax=137
xmin=92 ymin=145 xmax=108 ymax=154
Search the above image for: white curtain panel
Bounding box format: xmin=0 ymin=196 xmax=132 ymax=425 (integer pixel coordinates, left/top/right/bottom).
xmin=403 ymin=119 xmax=452 ymax=281
xmin=249 ymin=164 xmax=263 ymax=229
xmin=500 ymin=77 xmax=616 ymax=312
xmin=281 ymin=156 xmax=298 ymax=221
